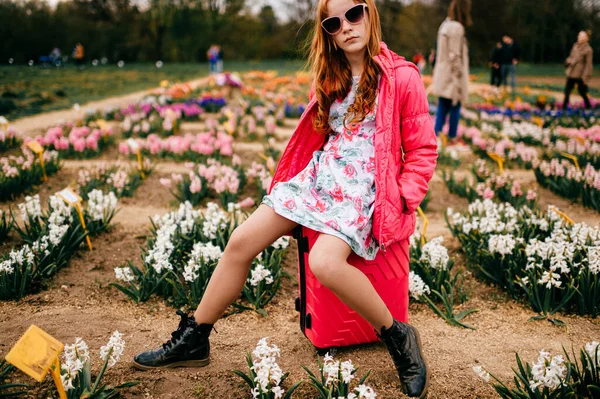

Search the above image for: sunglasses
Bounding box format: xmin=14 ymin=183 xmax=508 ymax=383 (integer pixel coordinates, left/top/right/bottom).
xmin=321 ymin=4 xmax=368 ymax=36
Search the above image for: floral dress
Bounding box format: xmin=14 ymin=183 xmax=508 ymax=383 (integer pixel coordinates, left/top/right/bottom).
xmin=262 ymin=76 xmax=379 ymax=260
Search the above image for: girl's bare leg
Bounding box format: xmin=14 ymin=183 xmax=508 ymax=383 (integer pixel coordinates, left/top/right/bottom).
xmin=194 ymin=204 xmax=297 ymax=323
xmin=308 ymin=234 xmax=393 ymax=333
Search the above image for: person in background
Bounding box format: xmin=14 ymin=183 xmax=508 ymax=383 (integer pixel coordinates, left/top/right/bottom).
xmin=428 ymin=48 xmax=436 ymax=72
xmin=50 ymin=47 xmax=62 ymax=67
xmin=412 ymin=50 xmax=426 ymax=72
xmin=217 ymin=45 xmax=224 ymax=73
xmin=432 ymin=0 xmax=471 ymax=145
xmin=207 ymin=45 xmax=218 ymax=74
xmin=490 ymin=41 xmax=502 ymax=88
xmin=500 ymin=35 xmax=520 ymax=97
xmin=74 ymin=43 xmax=85 ymax=69
xmin=564 ymin=30 xmax=593 ymax=110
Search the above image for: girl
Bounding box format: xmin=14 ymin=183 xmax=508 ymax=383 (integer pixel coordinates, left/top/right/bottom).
xmin=432 ymin=0 xmax=471 ymax=145
xmin=564 ymin=30 xmax=593 ymax=110
xmin=133 ymin=0 xmax=437 ymax=397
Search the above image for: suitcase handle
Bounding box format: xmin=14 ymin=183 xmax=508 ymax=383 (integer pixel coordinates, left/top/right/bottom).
xmin=293 ymin=226 xmax=309 ymax=333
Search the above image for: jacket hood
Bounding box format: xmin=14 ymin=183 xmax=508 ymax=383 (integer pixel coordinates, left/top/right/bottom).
xmin=375 ymin=42 xmax=419 ymax=80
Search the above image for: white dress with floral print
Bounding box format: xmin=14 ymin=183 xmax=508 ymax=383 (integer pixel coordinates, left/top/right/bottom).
xmin=262 ymin=77 xmax=379 ymax=260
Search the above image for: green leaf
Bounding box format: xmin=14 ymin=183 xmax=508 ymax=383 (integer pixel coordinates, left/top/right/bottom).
xmin=232 ymin=370 xmax=255 ymax=389
xmin=549 ymin=318 xmax=567 ymax=327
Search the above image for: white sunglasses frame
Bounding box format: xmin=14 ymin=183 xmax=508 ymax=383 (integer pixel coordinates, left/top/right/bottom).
xmin=321 ymin=4 xmax=368 ymax=36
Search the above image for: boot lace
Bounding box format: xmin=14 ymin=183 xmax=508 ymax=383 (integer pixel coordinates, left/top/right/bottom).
xmin=162 ymin=310 xmax=194 ymax=351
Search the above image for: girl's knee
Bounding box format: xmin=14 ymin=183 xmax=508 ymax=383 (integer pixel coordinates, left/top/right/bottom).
xmin=308 ymin=250 xmax=343 ymax=285
xmin=224 ymin=228 xmax=254 ymax=261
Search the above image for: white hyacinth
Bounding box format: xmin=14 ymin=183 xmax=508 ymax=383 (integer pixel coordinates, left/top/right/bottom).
xmin=488 ymin=234 xmax=517 ymax=256
xmin=340 ymin=360 xmax=356 ymax=384
xmin=322 ymin=353 xmax=340 ymax=386
xmin=147 ymin=202 xmax=200 ymax=274
xmin=18 ymin=194 xmax=42 ymax=221
xmin=472 ymin=365 xmax=490 ymax=382
xmin=587 ymin=247 xmax=600 ymax=275
xmin=271 ymin=236 xmax=290 ymax=250
xmin=247 ymin=264 xmax=274 ymax=286
xmin=48 ymin=195 xmax=73 ymax=226
xmin=351 ymin=385 xmax=377 ymax=399
xmin=529 ymin=350 xmax=566 ymax=391
xmin=538 ymin=270 xmax=562 ymax=289
xmin=183 ymin=242 xmax=223 ymax=282
xmin=87 ymin=190 xmax=118 ymax=221
xmin=250 ymin=338 xmax=285 ymax=398
xmin=0 ymin=245 xmax=35 ymax=275
xmin=202 ymin=202 xmax=229 ymax=239
xmin=114 ymin=267 xmax=135 ymax=283
xmin=585 ymin=341 xmax=599 ymax=364
xmin=99 ymin=330 xmax=126 ymax=367
xmin=419 ymin=236 xmax=449 ymax=270
xmin=61 ymin=337 xmax=90 ymax=391
xmin=409 ymin=271 xmax=430 ymax=300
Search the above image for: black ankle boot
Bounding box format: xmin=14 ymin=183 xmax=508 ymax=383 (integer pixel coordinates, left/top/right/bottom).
xmin=377 ymin=319 xmax=429 ymax=398
xmin=133 ymin=310 xmax=213 ymax=370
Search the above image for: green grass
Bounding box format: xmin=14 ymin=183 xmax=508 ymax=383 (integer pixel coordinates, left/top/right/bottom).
xmin=0 ymin=60 xmax=304 ymax=120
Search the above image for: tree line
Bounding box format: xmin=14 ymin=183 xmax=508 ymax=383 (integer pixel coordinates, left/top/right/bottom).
xmin=0 ymin=0 xmax=598 ymax=66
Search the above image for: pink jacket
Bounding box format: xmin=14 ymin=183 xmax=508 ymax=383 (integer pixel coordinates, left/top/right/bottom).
xmin=268 ymin=42 xmax=438 ymax=252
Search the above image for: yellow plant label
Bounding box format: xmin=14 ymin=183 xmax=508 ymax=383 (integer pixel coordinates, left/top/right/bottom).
xmin=127 ymin=138 xmax=140 ymax=152
xmin=487 ymin=152 xmax=505 ymax=174
xmin=57 ymin=188 xmax=82 ymax=206
xmin=5 ymin=325 xmax=64 ymax=382
xmin=559 ymin=152 xmax=580 ymax=171
xmin=416 ymin=207 xmax=428 ymax=246
xmin=553 ymin=207 xmax=575 ymax=225
xmin=96 ymin=119 xmax=108 ymax=130
xmin=26 ymin=141 xmax=44 ymax=154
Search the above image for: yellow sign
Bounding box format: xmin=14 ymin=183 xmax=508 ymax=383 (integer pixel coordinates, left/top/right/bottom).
xmin=57 ymin=188 xmax=93 ymax=251
xmin=487 ymin=152 xmax=505 ymax=174
xmin=127 ymin=139 xmax=145 ymax=179
xmin=5 ymin=325 xmax=63 ymax=382
xmin=26 ymin=141 xmax=47 ymax=182
xmin=57 ymin=188 xmax=82 ymax=206
xmin=258 ymin=153 xmax=275 ymax=175
xmin=5 ymin=325 xmax=67 ymax=399
xmin=416 ymin=207 xmax=428 ymax=246
xmin=96 ymin=119 xmax=108 ymax=130
xmin=553 ymin=207 xmax=575 ymax=225
xmin=560 ymin=152 xmax=580 ymax=171
xmin=26 ymin=141 xmax=44 ymax=154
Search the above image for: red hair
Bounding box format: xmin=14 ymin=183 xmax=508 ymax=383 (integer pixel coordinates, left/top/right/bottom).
xmin=308 ymin=0 xmax=382 ymax=135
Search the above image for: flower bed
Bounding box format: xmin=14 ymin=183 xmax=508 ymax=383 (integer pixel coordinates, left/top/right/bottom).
xmin=118 ymin=131 xmax=233 ymax=161
xmin=30 ymin=124 xmax=115 ymax=158
xmin=0 ymin=191 xmax=118 ymax=300
xmin=112 ymin=202 xmax=290 ymax=314
xmin=0 ymin=127 xmax=21 ymax=152
xmin=447 ymin=200 xmax=600 ymax=321
xmin=0 ymin=149 xmax=61 ymax=201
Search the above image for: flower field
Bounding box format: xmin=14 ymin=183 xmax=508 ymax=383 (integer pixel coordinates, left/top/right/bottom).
xmin=0 ymin=70 xmax=599 ymax=399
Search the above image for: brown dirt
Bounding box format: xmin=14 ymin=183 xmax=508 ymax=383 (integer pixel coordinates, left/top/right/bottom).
xmin=2 ymin=90 xmax=600 ymax=399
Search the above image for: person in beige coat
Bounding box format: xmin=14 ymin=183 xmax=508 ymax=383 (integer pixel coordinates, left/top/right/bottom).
xmin=564 ymin=30 xmax=593 ymax=110
xmin=433 ymin=0 xmax=471 ymax=144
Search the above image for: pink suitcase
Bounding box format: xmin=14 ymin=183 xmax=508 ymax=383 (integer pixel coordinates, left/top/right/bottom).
xmin=293 ymin=226 xmax=410 ymax=350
